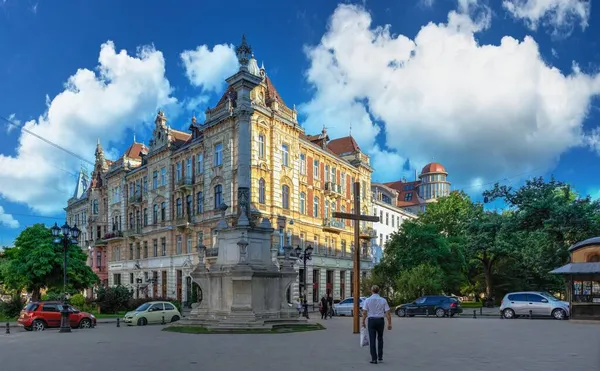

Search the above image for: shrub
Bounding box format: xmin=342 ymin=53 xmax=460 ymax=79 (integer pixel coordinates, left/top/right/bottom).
xmin=95 ymin=286 xmax=132 ymax=314
xmin=0 ymin=295 xmax=24 ymax=319
xmin=41 ymin=291 xmax=63 ymax=301
xmin=69 ymin=293 xmax=86 ymax=308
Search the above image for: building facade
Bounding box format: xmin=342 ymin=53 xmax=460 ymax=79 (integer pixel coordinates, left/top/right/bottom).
xmin=370 ymin=183 xmax=417 ymax=262
xmin=66 ymin=38 xmax=374 ymax=304
xmin=383 ymin=162 xmax=451 ymax=214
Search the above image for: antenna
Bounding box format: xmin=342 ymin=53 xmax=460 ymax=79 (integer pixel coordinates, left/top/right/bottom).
xmin=349 ymin=122 xmax=352 ymax=136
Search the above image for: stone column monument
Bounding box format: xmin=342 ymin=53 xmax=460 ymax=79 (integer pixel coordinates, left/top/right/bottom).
xmin=177 ymin=36 xmax=306 ymax=331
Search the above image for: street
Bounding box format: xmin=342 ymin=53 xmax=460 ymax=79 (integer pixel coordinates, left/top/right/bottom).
xmin=0 ymin=316 xmax=597 ymax=371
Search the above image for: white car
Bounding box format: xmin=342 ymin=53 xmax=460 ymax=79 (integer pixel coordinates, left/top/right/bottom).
xmin=333 ymin=297 xmax=366 ymax=316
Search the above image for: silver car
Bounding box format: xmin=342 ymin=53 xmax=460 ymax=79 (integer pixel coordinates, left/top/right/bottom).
xmin=333 ymin=297 xmax=366 ymax=316
xmin=499 ymin=291 xmax=569 ymax=320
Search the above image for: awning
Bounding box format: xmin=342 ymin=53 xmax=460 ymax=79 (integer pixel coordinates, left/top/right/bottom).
xmin=550 ymin=262 xmax=600 ymax=275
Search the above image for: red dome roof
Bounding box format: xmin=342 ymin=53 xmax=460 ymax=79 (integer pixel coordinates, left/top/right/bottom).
xmin=421 ymin=162 xmax=447 ymax=175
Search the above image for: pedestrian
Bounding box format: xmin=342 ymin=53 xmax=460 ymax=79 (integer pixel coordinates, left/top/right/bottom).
xmin=296 ymin=298 xmax=302 ymax=316
xmin=327 ymin=294 xmax=334 ymax=318
xmin=361 ymin=285 xmax=392 ymax=364
xmin=320 ymin=295 xmax=328 ymax=319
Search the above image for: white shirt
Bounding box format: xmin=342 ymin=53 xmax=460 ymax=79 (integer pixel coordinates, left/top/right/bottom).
xmin=362 ymin=294 xmax=390 ymax=318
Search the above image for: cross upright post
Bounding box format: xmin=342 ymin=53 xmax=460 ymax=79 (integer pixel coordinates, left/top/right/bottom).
xmin=332 ymin=182 xmax=379 ymax=334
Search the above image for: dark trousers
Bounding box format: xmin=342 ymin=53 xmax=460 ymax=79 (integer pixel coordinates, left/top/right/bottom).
xmin=367 ymin=318 xmax=384 ymax=361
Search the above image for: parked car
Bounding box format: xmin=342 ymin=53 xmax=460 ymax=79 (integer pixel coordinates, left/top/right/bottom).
xmin=499 ymin=292 xmax=569 ymax=320
xmin=18 ymin=301 xmax=96 ymax=331
xmin=123 ymin=301 xmax=181 ymax=326
xmin=333 ymin=297 xmax=366 ymax=316
xmin=395 ymin=295 xmax=463 ymax=318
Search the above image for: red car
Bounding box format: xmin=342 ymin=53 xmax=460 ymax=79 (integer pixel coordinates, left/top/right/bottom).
xmin=18 ymin=301 xmax=97 ymax=331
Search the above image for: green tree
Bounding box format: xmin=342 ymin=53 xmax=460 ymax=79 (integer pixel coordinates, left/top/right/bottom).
xmin=2 ymin=224 xmax=98 ymax=300
xmin=419 ymin=191 xmax=475 ymax=237
xmin=395 ymin=264 xmax=445 ymax=303
xmin=484 ymin=177 xmax=600 ymax=292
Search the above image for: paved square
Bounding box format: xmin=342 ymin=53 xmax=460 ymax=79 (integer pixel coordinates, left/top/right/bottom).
xmin=0 ymin=317 xmax=597 ymax=371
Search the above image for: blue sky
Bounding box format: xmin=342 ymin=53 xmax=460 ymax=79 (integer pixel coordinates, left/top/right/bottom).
xmin=1 ymin=0 xmax=599 ymax=245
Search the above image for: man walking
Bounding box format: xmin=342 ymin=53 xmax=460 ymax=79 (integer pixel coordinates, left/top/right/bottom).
xmin=362 ymin=285 xmax=392 ymax=364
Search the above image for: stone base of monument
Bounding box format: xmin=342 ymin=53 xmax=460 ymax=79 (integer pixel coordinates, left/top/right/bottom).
xmin=171 ymin=215 xmax=315 ymax=333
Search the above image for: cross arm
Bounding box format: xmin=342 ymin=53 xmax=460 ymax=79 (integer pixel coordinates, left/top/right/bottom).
xmin=332 ymin=212 xmax=379 ymax=223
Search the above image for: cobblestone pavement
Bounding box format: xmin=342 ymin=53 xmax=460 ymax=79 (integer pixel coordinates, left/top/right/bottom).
xmin=0 ymin=317 xmax=597 ymax=371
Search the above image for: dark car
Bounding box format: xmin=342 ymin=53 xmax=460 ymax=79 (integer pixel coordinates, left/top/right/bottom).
xmin=18 ymin=301 xmax=97 ymax=331
xmin=395 ymin=295 xmax=463 ymax=318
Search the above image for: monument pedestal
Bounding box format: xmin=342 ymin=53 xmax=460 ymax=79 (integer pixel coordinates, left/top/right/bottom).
xmin=178 ymin=218 xmax=306 ymax=331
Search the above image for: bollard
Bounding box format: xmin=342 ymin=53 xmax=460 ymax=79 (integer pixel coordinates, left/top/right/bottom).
xmin=500 ymin=311 xmax=504 ymax=319
xmin=161 ymin=316 xmax=166 ymax=325
xmin=5 ymin=322 xmax=9 ymax=334
xmin=480 ymin=307 xmax=483 ymax=316
xmin=116 ymin=318 xmax=120 ymax=327
xmin=529 ymin=310 xmax=533 ymax=319
xmin=425 ymin=309 xmax=429 ymax=317
xmin=473 ymin=310 xmax=477 ymax=319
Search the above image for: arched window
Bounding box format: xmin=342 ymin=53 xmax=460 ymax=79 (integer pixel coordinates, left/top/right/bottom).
xmin=196 ymin=191 xmax=203 ymax=214
xmin=258 ymin=134 xmax=265 ymax=158
xmin=153 ymin=204 xmax=158 ymax=224
xmin=259 ymin=178 xmax=266 ymax=204
xmin=300 ymin=192 xmax=306 ymax=214
xmin=313 ymin=196 xmax=319 ymax=218
xmin=214 ymin=185 xmax=223 ymax=209
xmin=282 ymin=185 xmax=290 ymax=209
xmin=176 ymin=198 xmax=182 ymax=217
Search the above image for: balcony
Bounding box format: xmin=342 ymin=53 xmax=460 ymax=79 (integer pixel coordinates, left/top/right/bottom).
xmin=324 ymin=182 xmax=344 ymax=198
xmin=129 ymin=194 xmax=143 ymax=205
xmin=176 ymin=176 xmax=194 ymax=191
xmin=360 ymin=227 xmax=377 ymax=239
xmin=94 ymin=239 xmax=107 ymax=247
xmin=323 ymin=218 xmax=346 ymax=232
xmin=205 ymin=248 xmax=219 ymax=257
xmin=124 ymin=227 xmax=142 ymax=239
xmin=103 ymin=231 xmax=124 ymax=242
xmin=175 ymin=215 xmax=191 ymax=229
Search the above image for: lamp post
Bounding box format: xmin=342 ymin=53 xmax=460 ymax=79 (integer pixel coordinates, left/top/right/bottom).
xmin=51 ymin=222 xmax=81 ymax=333
xmin=294 ymin=244 xmax=313 ymax=319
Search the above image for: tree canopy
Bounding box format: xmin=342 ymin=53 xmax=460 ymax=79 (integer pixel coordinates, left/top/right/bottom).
xmin=376 ymin=177 xmax=600 ymax=305
xmin=0 ymin=224 xmax=98 ymax=300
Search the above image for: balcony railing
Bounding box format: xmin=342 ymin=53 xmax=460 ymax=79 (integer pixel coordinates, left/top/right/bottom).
xmin=323 ymin=218 xmax=345 ymax=231
xmin=124 ymin=227 xmax=142 ymax=238
xmin=205 ymin=248 xmax=219 ymax=257
xmin=175 ymin=215 xmax=191 ymax=227
xmin=129 ymin=194 xmax=143 ymax=204
xmin=360 ymin=227 xmax=377 ymax=238
xmin=103 ymin=231 xmax=124 ymax=241
xmin=176 ymin=176 xmax=194 ymax=189
xmin=325 ymin=182 xmax=343 ymax=196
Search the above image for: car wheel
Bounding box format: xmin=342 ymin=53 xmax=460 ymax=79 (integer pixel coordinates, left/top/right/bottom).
xmin=24 ymin=326 xmax=33 ymax=331
xmin=171 ymin=315 xmax=180 ymax=323
xmin=450 ymin=313 xmax=455 ymax=317
xmin=435 ymin=308 xmax=446 ymax=318
xmin=32 ymin=319 xmax=46 ymax=331
xmin=137 ymin=317 xmax=147 ymax=326
xmin=79 ymin=318 xmax=92 ymax=329
xmin=552 ymin=308 xmax=566 ymax=320
xmin=502 ymin=308 xmax=515 ymax=319
xmin=396 ymin=308 xmax=406 ymax=317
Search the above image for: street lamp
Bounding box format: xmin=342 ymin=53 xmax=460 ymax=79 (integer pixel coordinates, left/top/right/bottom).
xmin=294 ymin=244 xmax=313 ymax=319
xmin=51 ymin=222 xmax=80 ymax=333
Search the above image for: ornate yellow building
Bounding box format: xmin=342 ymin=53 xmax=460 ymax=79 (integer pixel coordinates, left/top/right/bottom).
xmin=67 ymin=36 xmax=374 ymax=305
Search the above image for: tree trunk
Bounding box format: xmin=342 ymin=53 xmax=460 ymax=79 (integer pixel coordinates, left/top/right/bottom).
xmin=31 ymin=288 xmax=41 ymax=302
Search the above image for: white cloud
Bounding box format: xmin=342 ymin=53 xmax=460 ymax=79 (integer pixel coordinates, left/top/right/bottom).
xmin=0 ymin=41 xmax=177 ymax=214
xmin=180 ymin=44 xmax=238 ymax=94
xmin=0 ymin=206 xmax=19 ymax=228
xmin=301 ymin=3 xmax=600 ymax=192
xmin=502 ymin=0 xmax=591 ymax=36
xmin=5 ymin=113 xmax=20 ymax=134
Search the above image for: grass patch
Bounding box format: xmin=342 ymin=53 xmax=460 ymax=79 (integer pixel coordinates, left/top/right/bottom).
xmin=460 ymin=302 xmax=483 ymax=308
xmin=163 ymin=323 xmax=325 ymax=335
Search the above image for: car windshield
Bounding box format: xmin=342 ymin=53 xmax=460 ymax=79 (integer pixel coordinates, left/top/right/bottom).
xmin=136 ymin=303 xmax=152 ymax=311
xmin=539 ymin=292 xmax=560 ymax=301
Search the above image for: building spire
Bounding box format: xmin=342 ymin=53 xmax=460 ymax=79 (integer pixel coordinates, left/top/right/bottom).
xmin=349 ymin=122 xmax=352 ymax=136
xmin=236 ymin=34 xmax=252 ymax=71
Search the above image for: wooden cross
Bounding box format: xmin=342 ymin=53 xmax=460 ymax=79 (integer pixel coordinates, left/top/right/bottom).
xmin=332 ymin=182 xmax=379 ymax=334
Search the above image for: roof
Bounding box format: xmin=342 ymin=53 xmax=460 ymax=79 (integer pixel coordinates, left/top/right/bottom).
xmin=383 ymin=180 xmax=422 ymax=207
xmin=569 ymin=237 xmax=600 ymax=252
xmin=124 ymin=143 xmax=149 ymax=160
xmin=327 ymin=136 xmax=360 ymax=156
xmin=421 ymin=162 xmax=447 ymax=175
xmin=170 ymin=129 xmax=192 ymax=146
xmin=72 ymin=169 xmax=89 ymax=200
xmin=216 ymin=75 xmax=285 ymax=107
xmin=550 ymin=262 xmax=600 ymax=275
